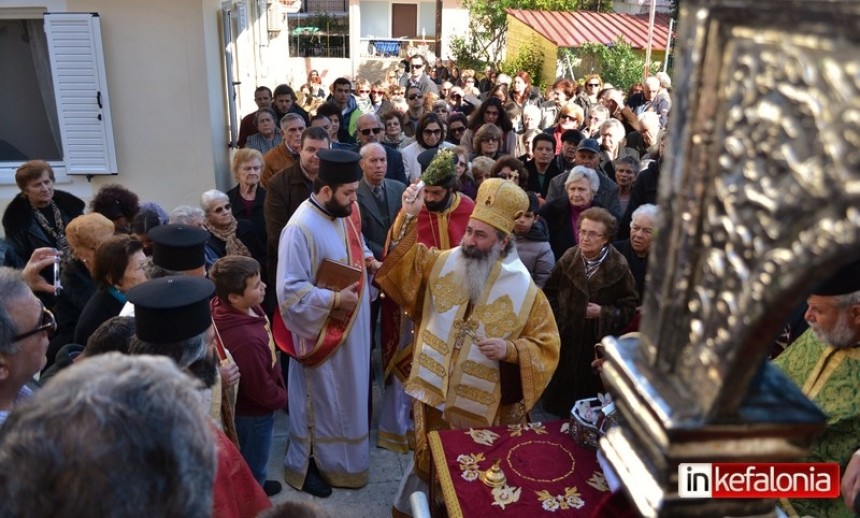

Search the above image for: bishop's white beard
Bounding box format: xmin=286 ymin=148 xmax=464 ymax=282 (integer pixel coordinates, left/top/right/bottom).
xmin=455 ymin=239 xmax=502 ymax=304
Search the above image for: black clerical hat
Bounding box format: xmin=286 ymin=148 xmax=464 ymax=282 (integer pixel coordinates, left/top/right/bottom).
xmin=811 ymin=259 xmax=860 ymax=296
xmin=317 ymin=149 xmax=361 ymax=185
xmin=127 ymin=276 xmax=215 ymax=343
xmin=149 ymin=224 xmax=209 ymax=271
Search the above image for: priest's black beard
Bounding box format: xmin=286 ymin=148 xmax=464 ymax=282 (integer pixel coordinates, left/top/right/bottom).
xmin=424 ymin=189 xmax=452 ymax=213
xmin=324 ymin=197 xmax=353 ymax=218
xmin=187 ymin=352 xmax=218 ymax=388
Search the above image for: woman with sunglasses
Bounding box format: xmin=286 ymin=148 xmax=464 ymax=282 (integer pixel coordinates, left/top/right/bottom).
xmin=302 ymin=70 xmax=325 ymax=99
xmin=545 ymin=103 xmax=584 ymax=152
xmin=369 ymin=80 xmax=392 ymax=115
xmin=459 ymin=97 xmax=516 ymax=157
xmin=445 ymin=112 xmax=468 ymax=146
xmin=401 ymin=113 xmax=451 ymax=182
xmin=75 ymin=235 xmax=148 ymax=346
xmin=200 ymin=190 xmax=265 ymax=271
xmin=574 ymin=74 xmax=603 ymax=114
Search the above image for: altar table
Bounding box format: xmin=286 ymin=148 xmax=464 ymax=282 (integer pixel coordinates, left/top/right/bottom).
xmin=428 ymin=420 xmax=609 ymax=517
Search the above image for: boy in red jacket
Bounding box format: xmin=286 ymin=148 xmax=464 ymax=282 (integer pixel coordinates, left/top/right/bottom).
xmin=210 ymin=256 xmax=287 ymax=497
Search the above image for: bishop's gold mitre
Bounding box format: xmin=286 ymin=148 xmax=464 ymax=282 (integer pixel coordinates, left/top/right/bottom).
xmin=470 ymin=177 xmax=529 ymax=234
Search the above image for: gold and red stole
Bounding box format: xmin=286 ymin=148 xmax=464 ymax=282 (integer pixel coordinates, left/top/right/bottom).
xmin=404 ymin=248 xmax=538 ymax=427
xmin=273 ymin=203 xmax=366 ymax=368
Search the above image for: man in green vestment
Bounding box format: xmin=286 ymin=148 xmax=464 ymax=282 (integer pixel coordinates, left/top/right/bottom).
xmin=773 ymin=259 xmax=860 ymax=518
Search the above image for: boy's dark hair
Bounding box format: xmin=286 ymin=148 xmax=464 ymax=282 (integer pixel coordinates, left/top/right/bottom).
xmin=209 ymin=256 xmax=261 ymax=303
xmin=86 ymin=316 xmax=136 ymax=356
xmin=526 ymin=191 xmax=540 ymax=213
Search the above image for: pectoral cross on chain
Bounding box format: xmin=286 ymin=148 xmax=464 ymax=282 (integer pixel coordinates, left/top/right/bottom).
xmin=452 ymin=319 xmax=479 ymax=351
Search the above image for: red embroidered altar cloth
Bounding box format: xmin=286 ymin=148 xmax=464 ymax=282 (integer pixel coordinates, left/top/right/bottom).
xmin=428 ymin=420 xmax=609 ymax=517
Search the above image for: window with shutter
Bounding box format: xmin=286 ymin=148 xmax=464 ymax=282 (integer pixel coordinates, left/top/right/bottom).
xmin=0 ymin=12 xmax=117 ymax=182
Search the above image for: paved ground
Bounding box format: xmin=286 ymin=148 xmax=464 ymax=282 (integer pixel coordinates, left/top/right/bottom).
xmin=264 ymin=348 xmax=556 ymax=515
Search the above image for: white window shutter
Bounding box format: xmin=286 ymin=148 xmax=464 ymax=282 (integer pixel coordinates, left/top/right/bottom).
xmin=44 ymin=13 xmax=118 ymax=175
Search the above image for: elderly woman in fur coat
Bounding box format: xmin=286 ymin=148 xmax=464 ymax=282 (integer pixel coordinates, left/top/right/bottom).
xmin=541 ymin=207 xmax=638 ymax=417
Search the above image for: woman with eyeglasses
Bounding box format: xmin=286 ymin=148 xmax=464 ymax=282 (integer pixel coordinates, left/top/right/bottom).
xmin=544 ymin=103 xmax=584 ymax=152
xmin=469 ymin=123 xmax=504 ymax=162
xmin=75 ymin=235 xmax=148 ymax=346
xmin=459 ymin=97 xmax=516 ymax=156
xmin=369 ymin=80 xmax=392 ymax=115
xmin=401 ymin=112 xmax=451 ymax=182
xmin=200 ymin=190 xmax=265 ymax=269
xmin=541 ymin=206 xmax=637 ymax=417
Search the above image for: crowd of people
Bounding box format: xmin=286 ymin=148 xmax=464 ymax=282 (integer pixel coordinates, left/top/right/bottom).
xmin=1 ymin=53 xmax=859 ymax=518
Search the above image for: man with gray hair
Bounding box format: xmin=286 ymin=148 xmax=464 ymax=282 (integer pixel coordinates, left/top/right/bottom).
xmin=612 ymin=203 xmax=658 ymax=301
xmin=0 ymin=354 xmax=217 ymax=517
xmin=0 ymin=267 xmax=51 ymax=425
xmin=262 ymin=112 xmax=307 ymax=188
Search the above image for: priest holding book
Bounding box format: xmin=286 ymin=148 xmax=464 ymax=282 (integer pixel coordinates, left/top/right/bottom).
xmin=275 ymin=149 xmax=381 ymax=497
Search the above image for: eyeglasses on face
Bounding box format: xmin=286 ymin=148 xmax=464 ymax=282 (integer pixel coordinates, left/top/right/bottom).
xmin=358 ymin=89 xmax=370 ymax=94
xmin=423 ymin=128 xmax=443 ymax=136
xmin=408 ymin=94 xmax=423 ymax=101
xmin=560 ymin=114 xmax=578 ymax=121
xmin=449 ymin=126 xmax=465 ymax=134
xmin=12 ymin=306 xmax=56 ymax=342
xmin=372 ymin=90 xmax=385 ymax=95
xmin=359 ymin=127 xmax=383 ymax=136
xmin=578 ymin=229 xmax=604 ymax=239
xmin=211 ymin=203 xmax=232 ymax=214
xmin=411 ymin=63 xmax=424 ymax=69
xmin=483 ymin=138 xmax=500 ymax=144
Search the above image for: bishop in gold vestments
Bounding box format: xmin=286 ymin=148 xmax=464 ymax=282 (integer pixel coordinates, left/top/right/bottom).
xmin=376 ymin=179 xmax=560 ymax=516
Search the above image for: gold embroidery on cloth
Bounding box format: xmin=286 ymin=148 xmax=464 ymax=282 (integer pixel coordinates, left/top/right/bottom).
xmin=492 ymin=485 xmax=522 ymax=510
xmin=421 ymin=329 xmax=449 ymax=355
xmin=466 ymin=428 xmax=500 ymax=446
xmin=587 ymin=471 xmax=609 ymax=492
xmin=417 ymin=354 xmax=446 ymax=378
xmin=453 ymin=384 xmax=495 ymax=405
xmin=536 ymin=487 xmax=585 ymax=511
xmin=457 ymin=453 xmax=485 ymax=482
xmin=507 ymin=422 xmax=548 ymax=437
xmin=473 ymin=294 xmax=519 ymax=337
xmin=430 ymin=270 xmax=466 ymax=313
xmin=462 ymin=360 xmax=501 ymax=382
xmin=506 ymin=441 xmax=575 ymax=483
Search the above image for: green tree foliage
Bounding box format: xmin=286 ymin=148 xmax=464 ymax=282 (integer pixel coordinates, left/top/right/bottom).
xmin=563 ymin=37 xmax=661 ymax=91
xmin=455 ymin=0 xmax=613 ymax=66
xmin=498 ymin=40 xmax=546 ymax=89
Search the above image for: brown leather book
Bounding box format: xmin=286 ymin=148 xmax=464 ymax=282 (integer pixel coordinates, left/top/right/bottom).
xmin=315 ymin=258 xmax=362 ymax=292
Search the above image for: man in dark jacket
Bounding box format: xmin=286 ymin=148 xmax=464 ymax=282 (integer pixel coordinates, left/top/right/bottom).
xmin=263 ymin=127 xmax=329 ymax=286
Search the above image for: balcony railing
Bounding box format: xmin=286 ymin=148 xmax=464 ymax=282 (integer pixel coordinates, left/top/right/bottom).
xmin=359 ymin=37 xmax=438 ymax=59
